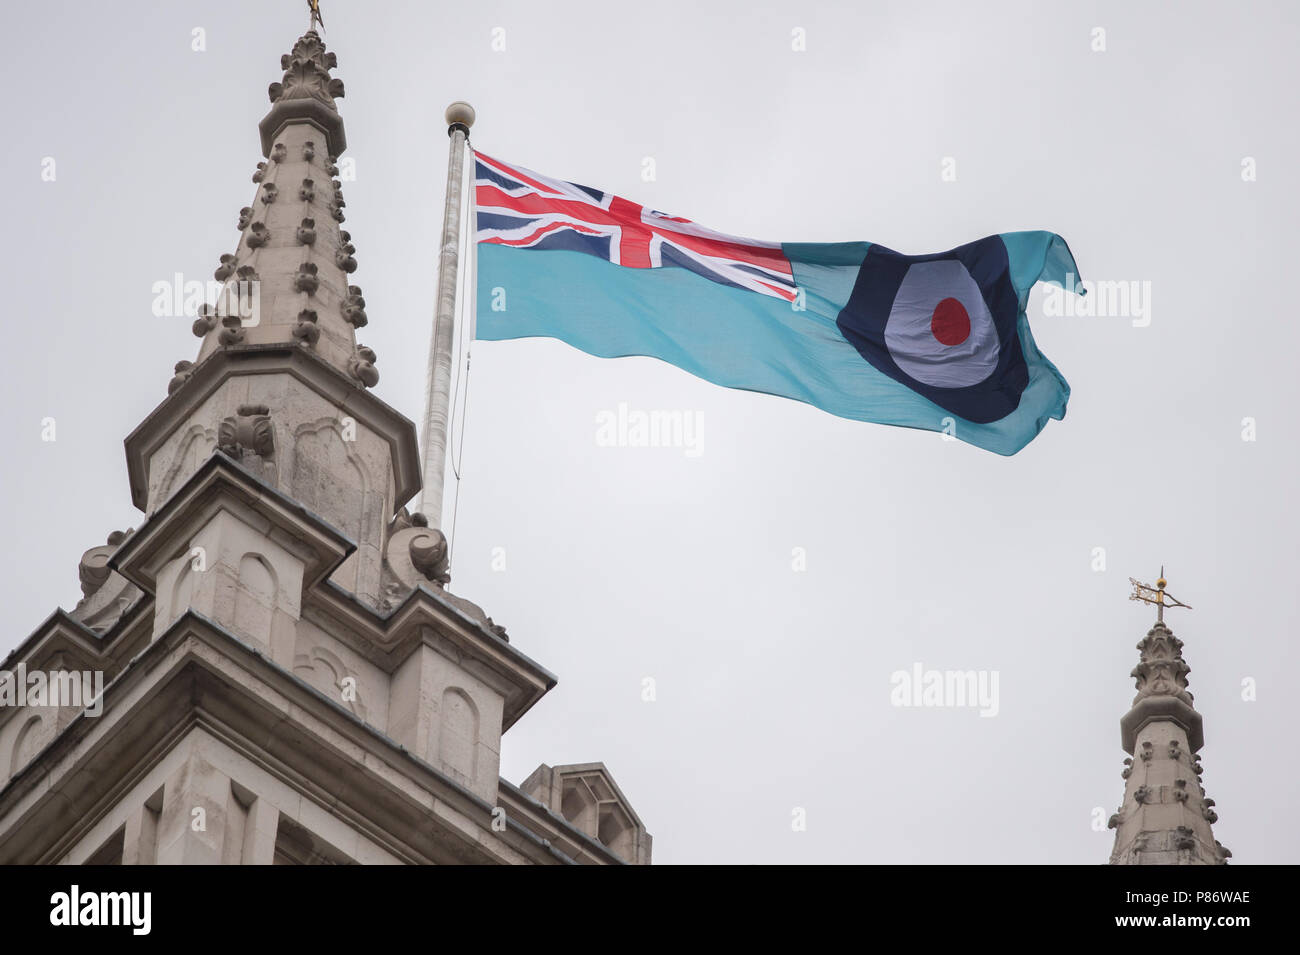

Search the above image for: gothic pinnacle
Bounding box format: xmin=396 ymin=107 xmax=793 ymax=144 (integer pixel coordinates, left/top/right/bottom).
xmin=177 ymin=25 xmax=375 ymax=388
xmin=1109 ymin=572 xmax=1225 ymax=864
xmin=261 ymin=29 xmax=346 ymax=159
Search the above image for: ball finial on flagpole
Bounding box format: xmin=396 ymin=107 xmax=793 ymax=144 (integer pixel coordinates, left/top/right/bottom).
xmin=446 ymin=101 xmax=475 ymax=137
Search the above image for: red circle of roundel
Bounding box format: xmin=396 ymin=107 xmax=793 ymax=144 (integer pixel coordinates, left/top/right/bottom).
xmin=931 ymin=298 xmax=970 ymax=346
xmin=834 ymin=237 xmax=1029 ymax=424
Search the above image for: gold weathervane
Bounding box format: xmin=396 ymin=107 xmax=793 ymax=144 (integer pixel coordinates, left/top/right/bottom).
xmin=1129 ymin=567 xmax=1192 ymax=623
xmin=308 ymin=0 xmax=325 ymax=31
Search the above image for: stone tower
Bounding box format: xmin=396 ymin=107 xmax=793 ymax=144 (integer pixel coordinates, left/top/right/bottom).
xmin=0 ymin=27 xmax=650 ymax=866
xmin=1107 ymin=580 xmax=1228 ymax=865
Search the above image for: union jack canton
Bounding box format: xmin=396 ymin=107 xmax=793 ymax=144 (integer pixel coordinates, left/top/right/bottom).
xmin=473 ymin=151 xmax=798 ymax=302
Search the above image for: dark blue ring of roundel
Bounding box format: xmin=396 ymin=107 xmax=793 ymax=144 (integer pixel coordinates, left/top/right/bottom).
xmin=835 ymin=236 xmax=1028 ymax=424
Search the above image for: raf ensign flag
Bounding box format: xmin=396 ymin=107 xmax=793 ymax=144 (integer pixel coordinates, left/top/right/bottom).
xmin=473 ymin=151 xmax=1083 ymax=454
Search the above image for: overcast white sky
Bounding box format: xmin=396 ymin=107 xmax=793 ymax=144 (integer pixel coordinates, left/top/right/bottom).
xmin=2 ymin=0 xmax=1297 ymax=863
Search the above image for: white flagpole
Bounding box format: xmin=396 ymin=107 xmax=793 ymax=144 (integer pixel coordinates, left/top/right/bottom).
xmin=419 ymin=101 xmax=475 ymax=529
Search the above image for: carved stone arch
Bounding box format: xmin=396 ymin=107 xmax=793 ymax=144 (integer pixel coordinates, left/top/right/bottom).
xmin=238 ymin=551 xmax=279 ymax=598
xmin=154 ymin=424 xmax=217 ymax=506
xmin=290 ymin=416 xmax=370 ymax=541
xmin=292 ymin=645 xmax=366 ymax=720
xmin=233 ymin=553 xmax=278 ymax=642
xmin=293 ymin=416 xmax=368 ymax=485
xmin=436 ymin=687 xmax=479 ymax=784
xmin=170 ymin=557 xmax=199 ymax=621
xmin=9 ymin=714 xmax=44 ymax=778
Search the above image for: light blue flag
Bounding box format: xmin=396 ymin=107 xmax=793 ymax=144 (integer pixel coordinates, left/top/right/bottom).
xmin=473 ymin=151 xmax=1084 ymax=455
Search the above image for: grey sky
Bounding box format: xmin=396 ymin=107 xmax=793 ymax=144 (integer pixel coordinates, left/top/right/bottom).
xmin=2 ymin=0 xmax=1297 ymax=863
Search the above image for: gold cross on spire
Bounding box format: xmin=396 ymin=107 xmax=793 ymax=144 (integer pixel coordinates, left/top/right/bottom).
xmin=1129 ymin=566 xmax=1192 ymax=623
xmin=308 ymin=0 xmax=325 ymax=32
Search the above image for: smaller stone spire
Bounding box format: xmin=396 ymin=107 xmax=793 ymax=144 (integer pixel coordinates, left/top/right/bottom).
xmin=1108 ymin=572 xmax=1230 ymax=865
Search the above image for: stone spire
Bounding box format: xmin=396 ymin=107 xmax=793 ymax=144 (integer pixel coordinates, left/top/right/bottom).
xmin=124 ymin=28 xmax=420 ymax=609
xmin=0 ymin=18 xmax=652 ymax=869
xmin=1107 ymin=575 xmax=1229 ymax=864
xmin=185 ymin=29 xmax=373 ymax=385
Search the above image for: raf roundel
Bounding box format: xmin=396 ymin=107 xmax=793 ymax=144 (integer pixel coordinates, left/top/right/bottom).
xmin=883 ymin=259 xmax=999 ymax=389
xmin=835 ymin=236 xmax=1030 ymax=424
